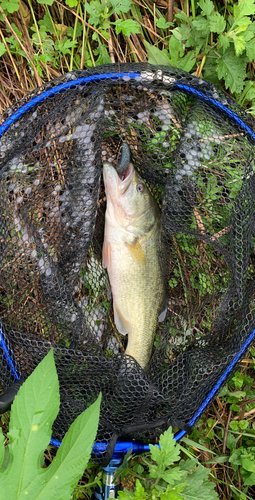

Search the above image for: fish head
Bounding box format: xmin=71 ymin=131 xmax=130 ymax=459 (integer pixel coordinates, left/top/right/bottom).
xmin=103 ymin=162 xmax=158 ymax=233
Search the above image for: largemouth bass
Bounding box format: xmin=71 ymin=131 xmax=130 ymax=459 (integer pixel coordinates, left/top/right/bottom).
xmin=103 ymin=161 xmax=166 ymax=370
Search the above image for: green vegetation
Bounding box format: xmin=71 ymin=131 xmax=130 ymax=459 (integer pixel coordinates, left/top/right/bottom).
xmin=117 ymin=427 xmax=219 ymax=500
xmin=0 ymin=0 xmax=254 ymax=115
xmin=0 ymin=349 xmax=101 ymax=499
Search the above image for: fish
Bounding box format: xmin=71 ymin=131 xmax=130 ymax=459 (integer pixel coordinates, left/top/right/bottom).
xmin=102 ymin=161 xmax=166 ymax=370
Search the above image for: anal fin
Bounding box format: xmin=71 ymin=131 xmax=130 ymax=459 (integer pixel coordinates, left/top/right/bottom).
xmin=158 ymin=296 xmax=167 ymax=323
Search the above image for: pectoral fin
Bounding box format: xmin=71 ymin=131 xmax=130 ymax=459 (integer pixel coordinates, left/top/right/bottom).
xmin=158 ymin=297 xmax=167 ymax=322
xmin=113 ymin=303 xmax=130 ymax=335
xmin=125 ymin=240 xmax=145 ymax=265
xmin=102 ymin=241 xmax=111 ymax=271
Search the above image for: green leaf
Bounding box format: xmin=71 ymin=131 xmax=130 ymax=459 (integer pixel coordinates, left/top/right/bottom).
xmin=246 ymin=38 xmax=255 ymax=60
xmin=178 ymin=50 xmax=197 ymax=72
xmin=193 ymin=16 xmax=211 ymax=36
xmin=226 ymin=432 xmax=238 ymax=451
xmin=162 ymin=468 xmax=183 ymax=485
xmin=180 ymin=459 xmax=219 ymax=500
xmin=216 ymin=47 xmax=247 ymax=93
xmin=245 ymin=83 xmax=255 ymax=102
xmin=208 ymin=12 xmax=226 ymax=34
xmin=114 ymin=19 xmax=140 ymax=37
xmin=38 ymin=13 xmax=55 ymax=34
xmin=0 ymin=349 xmax=60 ymax=496
xmin=0 ymin=42 xmax=7 ymax=58
xmin=65 ymin=0 xmax=78 ymax=6
xmin=149 ymin=427 xmax=181 ymax=475
xmin=26 ymin=396 xmax=101 ymax=499
xmin=37 ymin=0 xmax=54 ymax=5
xmin=169 ymin=36 xmax=184 ymax=65
xmin=94 ymin=42 xmax=112 ymax=65
xmin=233 ymin=0 xmax=255 ymax=28
xmin=0 ymin=349 xmax=101 ymax=499
xmin=144 ymin=40 xmax=172 ymax=66
xmin=0 ymin=0 xmax=20 ymax=13
xmin=219 ymin=34 xmax=230 ymax=51
xmin=118 ymin=479 xmax=148 ymax=499
xmin=244 ymin=472 xmax=255 ymax=486
xmin=86 ymin=1 xmax=106 ymax=28
xmin=241 ymin=457 xmax=255 ymax=472
xmin=198 ymin=0 xmax=214 ymax=17
xmin=0 ymin=428 xmax=4 ymax=469
xmin=156 ymin=18 xmax=173 ymax=30
xmin=110 ymin=0 xmax=132 ymax=15
xmin=182 ymin=437 xmax=216 ymax=455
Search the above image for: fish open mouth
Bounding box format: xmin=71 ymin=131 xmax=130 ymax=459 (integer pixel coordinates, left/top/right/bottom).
xmin=119 ymin=163 xmax=131 ymax=181
xmin=118 ymin=163 xmax=134 ymax=195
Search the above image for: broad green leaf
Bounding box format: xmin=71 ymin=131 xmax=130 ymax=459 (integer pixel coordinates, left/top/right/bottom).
xmin=208 ymin=12 xmax=226 ymax=34
xmin=219 ymin=34 xmax=230 ymax=51
xmin=0 ymin=0 xmax=20 ymax=13
xmin=38 ymin=13 xmax=55 ymax=34
xmin=0 ymin=428 xmax=4 ymax=469
xmin=216 ymin=47 xmax=247 ymax=93
xmin=118 ymin=479 xmax=148 ymax=499
xmin=175 ymin=11 xmax=192 ymax=25
xmin=94 ymin=42 xmax=112 ymax=65
xmin=246 ymin=38 xmax=255 ymax=60
xmin=178 ymin=50 xmax=197 ymax=72
xmin=226 ymin=432 xmax=238 ymax=451
xmin=198 ymin=0 xmax=214 ymax=17
xmin=110 ymin=0 xmax=132 ymax=15
xmin=150 ymin=427 xmax=181 ymax=469
xmin=37 ymin=0 xmax=54 ymax=5
xmin=241 ymin=457 xmax=255 ymax=472
xmin=23 ymin=395 xmax=101 ymax=499
xmin=233 ymin=0 xmax=255 ymax=28
xmin=114 ymin=19 xmax=141 ymax=37
xmin=169 ymin=35 xmax=184 ymax=65
xmin=86 ymin=1 xmax=106 ymax=27
xmin=0 ymin=349 xmax=101 ymax=499
xmin=0 ymin=349 xmax=59 ymax=496
xmin=0 ymin=42 xmax=6 ymax=58
xmin=244 ymin=472 xmax=255 ymax=486
xmin=245 ymin=83 xmax=255 ymax=102
xmin=162 ymin=468 xmax=184 ymax=484
xmin=156 ymin=18 xmax=173 ymax=30
xmin=193 ymin=16 xmax=210 ymax=36
xmin=144 ymin=41 xmax=172 ymax=66
xmin=180 ymin=460 xmax=219 ymax=500
xmin=65 ymin=0 xmax=78 ymax=6
xmin=234 ymin=35 xmax=246 ymax=55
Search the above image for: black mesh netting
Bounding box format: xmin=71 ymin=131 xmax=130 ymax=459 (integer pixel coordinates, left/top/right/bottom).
xmin=0 ymin=63 xmax=255 ymax=464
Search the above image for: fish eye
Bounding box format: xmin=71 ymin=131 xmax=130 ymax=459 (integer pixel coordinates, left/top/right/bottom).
xmin=137 ymin=183 xmax=145 ymax=193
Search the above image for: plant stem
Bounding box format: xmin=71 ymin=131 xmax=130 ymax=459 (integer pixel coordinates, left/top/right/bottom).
xmin=0 ymin=28 xmax=22 ymax=84
xmin=87 ymin=39 xmax=95 ymax=66
xmin=0 ymin=4 xmax=42 ymax=87
xmin=28 ymin=0 xmax=50 ymax=80
xmin=70 ymin=0 xmax=81 ymax=71
xmin=191 ymin=0 xmax=196 ymax=20
xmin=46 ymin=6 xmax=70 ymax=71
xmin=80 ymin=3 xmax=87 ymax=69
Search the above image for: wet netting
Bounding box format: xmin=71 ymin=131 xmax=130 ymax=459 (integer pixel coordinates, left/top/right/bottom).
xmin=0 ymin=63 xmax=255 ymax=464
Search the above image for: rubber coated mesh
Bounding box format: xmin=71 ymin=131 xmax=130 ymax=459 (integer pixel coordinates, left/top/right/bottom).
xmin=0 ymin=63 xmax=255 ymax=463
